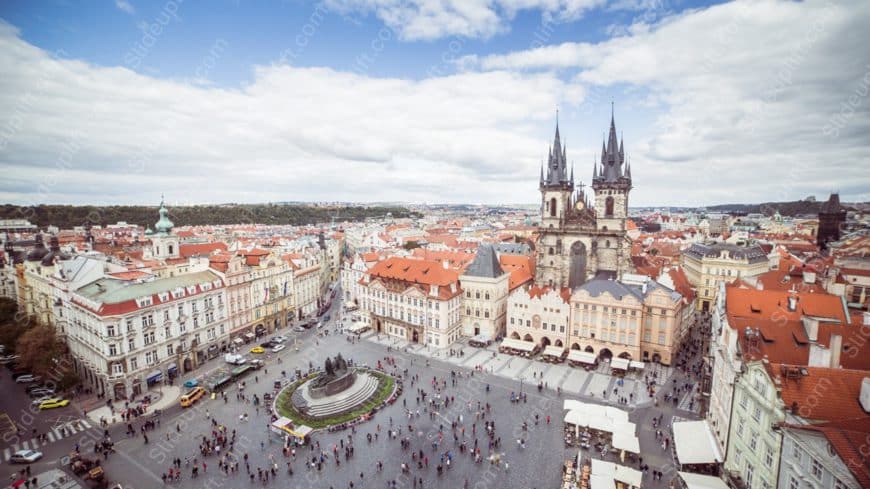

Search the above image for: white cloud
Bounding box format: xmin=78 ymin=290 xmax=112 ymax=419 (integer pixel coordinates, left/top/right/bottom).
xmin=322 ymin=0 xmax=606 ymax=40
xmin=115 ymin=0 xmax=135 ymax=14
xmin=0 ymin=22 xmax=581 ymax=206
xmin=461 ymin=0 xmax=870 ymax=205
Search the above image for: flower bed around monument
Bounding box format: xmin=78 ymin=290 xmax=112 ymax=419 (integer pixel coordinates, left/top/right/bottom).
xmin=275 ymin=369 xmax=397 ymax=430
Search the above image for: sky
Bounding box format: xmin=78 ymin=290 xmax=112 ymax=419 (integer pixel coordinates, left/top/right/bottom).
xmin=0 ymin=0 xmax=868 ymax=208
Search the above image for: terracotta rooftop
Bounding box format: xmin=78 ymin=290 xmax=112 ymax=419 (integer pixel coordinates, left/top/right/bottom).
xmin=179 ymin=242 xmax=227 ymax=258
xmin=499 ymin=254 xmax=534 ymax=291
xmin=771 ymin=363 xmax=869 ymax=422
xmin=784 ymin=417 xmax=870 ymax=487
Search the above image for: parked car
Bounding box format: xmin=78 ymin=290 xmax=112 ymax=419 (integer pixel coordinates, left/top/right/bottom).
xmin=38 ymin=398 xmax=70 ymax=410
xmin=0 ymin=354 xmax=18 ymax=364
xmin=15 ymin=374 xmax=41 ymax=384
xmin=250 ymin=346 xmax=265 ymax=354
xmin=28 ymin=389 xmax=56 ymax=398
xmin=293 ymin=325 xmax=306 ymax=332
xmin=183 ymin=379 xmax=199 ymax=388
xmin=260 ymin=340 xmax=276 ymax=348
xmin=324 ymin=314 xmax=331 ymax=322
xmin=271 ymin=344 xmax=286 ymax=353
xmin=10 ymin=449 xmax=43 ymax=463
xmin=11 ymin=371 xmax=31 ymax=380
xmin=26 ymin=383 xmax=50 ymax=393
xmin=273 ymin=335 xmax=287 ymax=343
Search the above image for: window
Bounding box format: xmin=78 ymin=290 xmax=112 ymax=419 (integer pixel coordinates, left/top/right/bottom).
xmin=178 ymin=305 xmax=184 ymax=317
xmin=764 ymin=445 xmax=774 ymax=467
xmin=141 ymin=314 xmax=153 ymax=328
xmin=163 ymin=310 xmax=170 ymax=322
xmin=749 ymin=430 xmax=758 ymax=450
xmin=106 ymin=324 xmax=116 ymax=337
xmin=112 ymin=362 xmax=123 ymax=375
xmin=108 ymin=344 xmax=117 ymax=356
xmin=166 ymin=344 xmax=174 ymax=356
xmin=791 ymin=443 xmax=802 ymax=463
xmin=752 ymin=405 xmax=762 ymax=423
xmin=126 ymin=318 xmax=134 ymax=333
xmin=745 ymin=466 xmax=753 ymax=487
xmin=739 ymin=393 xmax=749 ymax=410
xmin=128 ymin=337 xmax=135 ymax=352
xmin=788 ymin=476 xmax=799 ymax=489
xmin=736 ymin=417 xmax=745 ymax=437
xmin=164 ymin=326 xmax=171 ymax=338
xmin=129 ymin=356 xmax=138 ymax=370
xmin=144 ymin=331 xmax=156 ymax=345
xmin=810 ymin=459 xmax=823 ymax=480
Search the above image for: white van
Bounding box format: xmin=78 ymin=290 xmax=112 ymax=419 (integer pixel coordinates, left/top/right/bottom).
xmin=224 ymin=353 xmax=246 ymax=365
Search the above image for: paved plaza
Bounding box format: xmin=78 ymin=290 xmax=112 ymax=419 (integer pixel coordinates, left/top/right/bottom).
xmin=1 ymin=311 xmax=709 ymax=489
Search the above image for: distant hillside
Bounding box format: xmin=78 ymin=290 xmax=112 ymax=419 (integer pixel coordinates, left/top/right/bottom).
xmin=706 ymin=199 xmax=858 ymax=217
xmin=1 ymin=204 xmax=420 ymax=230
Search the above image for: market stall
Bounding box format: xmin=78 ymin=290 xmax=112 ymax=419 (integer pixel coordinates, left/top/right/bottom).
xmin=672 ymin=420 xmax=723 ymax=476
xmin=568 ymin=350 xmax=597 ymax=368
xmin=499 ymin=337 xmax=538 ymax=357
xmin=543 ymin=345 xmax=568 ymax=363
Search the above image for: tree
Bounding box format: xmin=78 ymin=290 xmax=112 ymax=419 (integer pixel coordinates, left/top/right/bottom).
xmin=0 ymin=299 xmax=32 ymax=354
xmin=16 ymin=324 xmax=67 ymax=377
xmin=402 ymin=241 xmax=421 ymax=250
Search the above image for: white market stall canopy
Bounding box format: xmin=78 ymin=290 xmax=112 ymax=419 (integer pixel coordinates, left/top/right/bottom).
xmin=629 ymin=361 xmax=645 ymax=370
xmin=678 ymin=472 xmax=731 ymax=489
xmin=348 ymin=322 xmax=370 ymax=333
xmin=590 ymin=458 xmax=642 ymax=488
xmin=673 ymin=421 xmax=723 ymax=465
xmin=612 ymin=430 xmax=640 ymax=454
xmin=501 ymin=337 xmax=536 ymax=352
xmin=610 ymin=357 xmax=630 ymax=370
xmin=568 ymin=350 xmax=597 ymax=364
xmin=543 ymin=345 xmax=567 ymax=357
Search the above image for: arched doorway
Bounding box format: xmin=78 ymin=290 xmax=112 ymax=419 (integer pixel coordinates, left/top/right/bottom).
xmin=412 ymin=330 xmax=419 ymax=343
xmin=540 ymin=336 xmax=551 ymax=348
xmin=510 ymin=332 xmax=521 ymax=340
xmin=183 ymin=357 xmax=193 ymax=373
xmin=652 ymin=352 xmax=662 ymax=363
xmin=473 ymin=322 xmax=480 ymax=336
xmin=571 ymin=343 xmax=581 ymax=350
xmin=598 ymin=348 xmax=613 ymax=361
xmin=584 ymin=345 xmax=594 ymax=353
xmin=523 ymin=334 xmax=534 ymax=342
xmin=618 ymin=352 xmax=632 ymax=360
xmin=554 ymin=339 xmax=563 ymax=347
xmin=569 ymin=241 xmax=587 ymax=288
xmin=376 ymin=319 xmax=382 ymax=333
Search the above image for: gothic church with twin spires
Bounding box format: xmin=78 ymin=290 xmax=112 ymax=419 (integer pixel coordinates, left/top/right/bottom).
xmin=535 ymin=110 xmax=633 ymax=288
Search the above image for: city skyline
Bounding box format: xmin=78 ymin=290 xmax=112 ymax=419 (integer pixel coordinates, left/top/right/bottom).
xmin=1 ymin=0 xmax=869 ymax=207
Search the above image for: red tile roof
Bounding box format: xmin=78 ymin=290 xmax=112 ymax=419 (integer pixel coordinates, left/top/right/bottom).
xmin=525 ymin=284 xmax=571 ymax=303
xmin=179 ymin=242 xmax=227 ymax=258
xmin=771 ymin=363 xmax=869 ymax=422
xmin=364 ymin=256 xmax=461 ymax=300
xmin=499 ymin=254 xmax=534 ymax=291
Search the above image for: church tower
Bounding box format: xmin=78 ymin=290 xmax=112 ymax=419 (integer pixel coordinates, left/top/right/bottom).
xmin=146 ymin=196 xmax=180 ymax=260
xmin=591 ymin=106 xmax=632 ymax=277
xmin=540 ymin=116 xmax=574 ymax=229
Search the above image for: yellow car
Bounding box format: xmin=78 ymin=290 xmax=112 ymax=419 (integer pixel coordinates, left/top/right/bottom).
xmin=38 ymin=398 xmax=70 ymax=410
xmin=250 ymin=346 xmax=265 ymax=354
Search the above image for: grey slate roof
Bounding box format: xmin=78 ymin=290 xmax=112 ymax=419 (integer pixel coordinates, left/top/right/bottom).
xmin=76 ymin=270 xmax=221 ymax=304
xmin=463 ymin=244 xmax=505 ymax=278
xmin=577 ymin=277 xmax=682 ymax=303
xmin=683 ymin=243 xmax=768 ymax=264
xmin=494 ymin=242 xmax=531 ymax=255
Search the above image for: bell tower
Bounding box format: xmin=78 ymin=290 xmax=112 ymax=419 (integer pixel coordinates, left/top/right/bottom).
xmin=540 ymin=115 xmax=574 ymax=230
xmin=147 ymin=195 xmax=180 ymax=260
xmin=591 ymin=104 xmax=632 ymax=276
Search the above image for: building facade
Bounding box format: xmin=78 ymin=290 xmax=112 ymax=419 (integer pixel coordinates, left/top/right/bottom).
xmin=66 ymin=270 xmax=228 ymax=399
xmin=506 ymin=285 xmax=571 ymax=347
xmin=568 ymin=276 xmax=686 ymax=365
xmin=723 ymin=360 xmax=785 ymax=489
xmin=459 ymin=244 xmax=509 ymax=340
xmin=682 ymin=243 xmax=770 ymax=312
xmin=359 ymin=256 xmax=462 ymax=348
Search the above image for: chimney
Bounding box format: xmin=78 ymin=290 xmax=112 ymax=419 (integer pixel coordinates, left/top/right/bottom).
xmin=787 ymin=295 xmax=797 ymax=312
xmin=442 ymin=260 xmax=449 ymax=270
xmin=861 ymin=378 xmax=870 ymax=413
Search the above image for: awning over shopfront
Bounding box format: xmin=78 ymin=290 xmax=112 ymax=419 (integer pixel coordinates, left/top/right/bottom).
xmin=167 ymin=363 xmax=178 ymax=373
xmin=629 ymin=361 xmax=645 ymax=370
xmin=610 ymin=357 xmax=630 ymax=370
xmin=673 ymin=420 xmax=723 ymax=465
xmin=612 ymin=430 xmax=640 ymax=454
xmin=244 ymin=332 xmax=255 ymax=339
xmin=542 ymin=345 xmax=566 ymax=357
xmin=500 ymin=338 xmax=536 ymax=352
xmin=348 ymin=322 xmax=370 ymax=333
xmin=233 ymin=338 xmax=244 ymax=345
xmin=146 ymin=370 xmax=162 ymax=382
xmin=567 ymin=350 xmax=596 ymax=364
xmin=678 ymin=472 xmax=730 ymax=489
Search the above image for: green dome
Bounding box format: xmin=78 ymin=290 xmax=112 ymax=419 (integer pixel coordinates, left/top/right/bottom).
xmin=154 ymin=197 xmax=174 ymax=234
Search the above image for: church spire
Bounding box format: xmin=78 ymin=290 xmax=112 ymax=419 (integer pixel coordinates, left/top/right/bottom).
xmin=544 ymin=112 xmax=569 ymax=187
